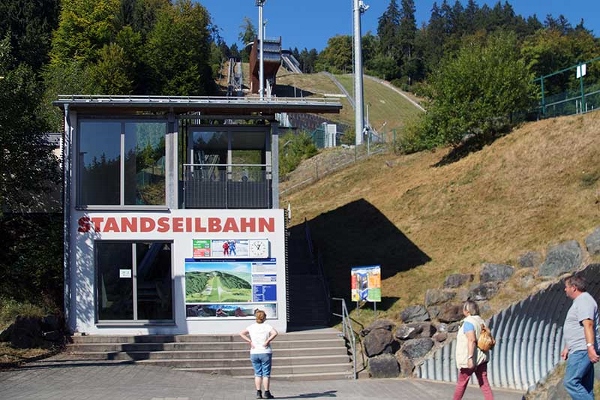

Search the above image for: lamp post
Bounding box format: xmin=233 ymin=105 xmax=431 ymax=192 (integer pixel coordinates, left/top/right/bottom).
xmin=256 ymin=0 xmax=266 ymax=100
xmin=353 ymin=0 xmax=368 ymax=145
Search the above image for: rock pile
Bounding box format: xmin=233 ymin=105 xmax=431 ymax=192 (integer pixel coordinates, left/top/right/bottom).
xmin=361 ymin=226 xmax=600 ymax=378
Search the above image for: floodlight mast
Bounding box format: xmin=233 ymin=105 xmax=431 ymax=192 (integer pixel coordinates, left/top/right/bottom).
xmin=353 ymin=0 xmax=368 ymax=145
xmin=256 ymin=0 xmax=266 ymax=100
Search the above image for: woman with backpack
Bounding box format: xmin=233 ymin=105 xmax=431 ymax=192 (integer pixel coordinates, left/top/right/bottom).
xmin=453 ymin=300 xmax=494 ymax=400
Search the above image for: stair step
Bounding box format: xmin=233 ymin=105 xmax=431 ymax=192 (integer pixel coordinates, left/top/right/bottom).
xmin=65 ymin=347 xmax=348 ymax=360
xmin=174 ymin=363 xmax=353 ymax=377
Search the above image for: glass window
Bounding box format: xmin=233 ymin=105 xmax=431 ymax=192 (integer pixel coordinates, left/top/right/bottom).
xmin=78 ymin=119 xmax=167 ymax=207
xmin=124 ymin=122 xmax=166 ymax=205
xmin=79 ymin=121 xmax=121 ymax=205
xmin=96 ymin=241 xmax=173 ymax=321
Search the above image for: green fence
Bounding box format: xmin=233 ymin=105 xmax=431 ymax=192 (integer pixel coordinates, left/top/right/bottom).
xmin=535 ymin=56 xmax=600 ymax=118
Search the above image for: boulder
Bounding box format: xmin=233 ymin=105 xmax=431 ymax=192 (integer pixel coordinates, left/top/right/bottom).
xmin=360 ymin=318 xmax=396 ymax=336
xmin=395 ymin=351 xmax=415 ymax=377
xmin=437 ymin=303 xmax=464 ymax=323
xmin=425 ymin=289 xmax=456 ymax=307
xmin=444 ymin=274 xmax=474 ymax=288
xmin=585 ymin=227 xmax=600 ymax=256
xmin=399 ymin=304 xmax=430 ymax=323
xmin=538 ymin=240 xmax=583 ymax=277
xmin=480 ymin=263 xmax=514 ymax=283
xmin=469 ymin=282 xmax=500 ymax=301
xmin=518 ymin=251 xmax=543 ymax=269
xmin=368 ymin=353 xmax=400 ymax=378
xmin=363 ymin=327 xmax=396 ymax=357
xmin=401 ymin=338 xmax=434 ymax=359
xmin=432 ymin=331 xmax=448 ymax=342
xmin=394 ymin=322 xmax=436 ymax=340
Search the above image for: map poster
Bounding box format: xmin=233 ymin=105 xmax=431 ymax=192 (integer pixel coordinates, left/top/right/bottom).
xmin=351 ymin=265 xmax=381 ymax=302
xmin=184 ymin=258 xmax=278 ymax=319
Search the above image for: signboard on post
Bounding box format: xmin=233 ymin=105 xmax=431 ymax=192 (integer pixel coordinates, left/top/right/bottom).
xmin=351 ymin=265 xmax=381 ymax=311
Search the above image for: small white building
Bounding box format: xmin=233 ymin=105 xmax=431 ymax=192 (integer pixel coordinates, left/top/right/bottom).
xmin=53 ymin=95 xmax=341 ymax=335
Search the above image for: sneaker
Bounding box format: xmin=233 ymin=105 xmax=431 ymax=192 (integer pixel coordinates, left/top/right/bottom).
xmin=263 ymin=390 xmax=274 ymax=399
xmin=256 ymin=390 xmax=262 ymax=399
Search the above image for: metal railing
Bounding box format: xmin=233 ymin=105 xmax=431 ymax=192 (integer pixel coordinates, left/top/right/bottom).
xmin=182 ymin=163 xmax=272 ymax=209
xmin=332 ymin=297 xmax=362 ymax=379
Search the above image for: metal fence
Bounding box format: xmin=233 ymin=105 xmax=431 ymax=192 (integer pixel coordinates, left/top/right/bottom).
xmin=417 ymin=263 xmax=600 ymax=391
xmin=535 ymin=56 xmax=600 ymax=119
xmin=182 ymin=164 xmax=272 ymax=209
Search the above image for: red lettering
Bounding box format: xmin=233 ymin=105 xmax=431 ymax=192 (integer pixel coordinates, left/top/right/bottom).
xmin=157 ymin=217 xmax=170 ymax=233
xmin=258 ymin=217 xmax=275 ymax=232
xmin=90 ymin=217 xmax=104 ymax=232
xmin=104 ymin=217 xmax=120 ymax=232
xmin=140 ymin=217 xmax=155 ymax=232
xmin=194 ymin=217 xmax=206 ymax=232
xmin=208 ymin=217 xmax=221 ymax=232
xmin=223 ymin=218 xmax=239 ymax=232
xmin=121 ymin=217 xmax=137 ymax=232
xmin=239 ymin=218 xmax=253 ymax=232
xmin=77 ymin=216 xmax=91 ymax=232
xmin=172 ymin=217 xmax=184 ymax=232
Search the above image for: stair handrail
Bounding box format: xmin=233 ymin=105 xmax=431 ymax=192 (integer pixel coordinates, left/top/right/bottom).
xmin=331 ymin=297 xmax=358 ymax=379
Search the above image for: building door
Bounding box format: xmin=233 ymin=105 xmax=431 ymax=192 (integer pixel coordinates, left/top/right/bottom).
xmin=96 ymin=241 xmax=173 ymax=321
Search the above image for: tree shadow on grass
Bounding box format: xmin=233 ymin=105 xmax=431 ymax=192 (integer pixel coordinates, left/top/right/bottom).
xmin=433 ymin=128 xmax=511 ymax=167
xmin=299 ymin=198 xmax=431 ymax=310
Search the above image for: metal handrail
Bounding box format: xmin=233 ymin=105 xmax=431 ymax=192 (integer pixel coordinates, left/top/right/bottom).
xmin=332 ymin=297 xmax=358 ymax=379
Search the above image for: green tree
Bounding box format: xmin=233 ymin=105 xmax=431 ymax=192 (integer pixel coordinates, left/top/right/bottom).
xmin=377 ymin=0 xmax=400 ymax=61
xmin=315 ymin=35 xmax=352 ymax=73
xmin=144 ymin=0 xmax=215 ymax=95
xmin=398 ymin=0 xmax=417 ymax=84
xmin=0 ymin=0 xmax=60 ymax=72
xmin=421 ymin=31 xmax=536 ymax=147
xmin=238 ymin=17 xmax=256 ymax=62
xmin=0 ymin=36 xmax=60 ymax=213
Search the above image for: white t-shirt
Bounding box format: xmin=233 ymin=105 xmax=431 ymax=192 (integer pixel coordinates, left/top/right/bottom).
xmin=247 ymin=322 xmax=274 ymax=354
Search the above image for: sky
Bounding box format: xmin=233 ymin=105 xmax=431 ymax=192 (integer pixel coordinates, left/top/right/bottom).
xmin=200 ymin=0 xmax=600 ymax=52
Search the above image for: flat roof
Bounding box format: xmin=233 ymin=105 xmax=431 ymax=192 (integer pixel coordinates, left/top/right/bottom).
xmin=53 ymin=95 xmax=342 ymax=117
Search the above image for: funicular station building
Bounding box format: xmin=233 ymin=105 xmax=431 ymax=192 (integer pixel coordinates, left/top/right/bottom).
xmin=54 ymin=95 xmax=342 ymax=335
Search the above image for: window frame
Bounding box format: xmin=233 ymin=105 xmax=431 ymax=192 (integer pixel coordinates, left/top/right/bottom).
xmin=76 ymin=116 xmax=170 ymax=210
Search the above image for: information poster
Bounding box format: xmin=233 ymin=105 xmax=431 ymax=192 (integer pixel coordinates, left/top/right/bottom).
xmin=192 ymin=239 xmax=270 ymax=259
xmin=351 ymin=265 xmax=381 ymax=302
xmin=184 ymin=258 xmax=277 ymax=318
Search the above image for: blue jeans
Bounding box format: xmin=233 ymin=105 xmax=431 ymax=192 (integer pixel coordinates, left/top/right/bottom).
xmin=564 ymin=350 xmax=595 ymax=399
xmin=251 ymin=353 xmax=272 ymax=377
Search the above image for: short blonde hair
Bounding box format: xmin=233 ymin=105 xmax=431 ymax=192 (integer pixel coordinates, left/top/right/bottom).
xmin=255 ymin=309 xmax=266 ymax=323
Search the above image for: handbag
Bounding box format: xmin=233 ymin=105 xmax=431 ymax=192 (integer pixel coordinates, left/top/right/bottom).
xmin=477 ymin=325 xmax=496 ymax=351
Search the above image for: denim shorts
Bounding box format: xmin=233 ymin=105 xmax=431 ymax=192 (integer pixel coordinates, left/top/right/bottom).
xmin=250 ymin=353 xmax=273 ymax=377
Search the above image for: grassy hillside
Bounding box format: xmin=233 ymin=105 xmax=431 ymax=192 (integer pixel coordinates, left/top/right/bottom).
xmin=281 ymin=111 xmax=600 ymax=326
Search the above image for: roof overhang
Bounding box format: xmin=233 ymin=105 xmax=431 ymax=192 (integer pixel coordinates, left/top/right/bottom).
xmin=53 ymin=95 xmax=342 ymax=118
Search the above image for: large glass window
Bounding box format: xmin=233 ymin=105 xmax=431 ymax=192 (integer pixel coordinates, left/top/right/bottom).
xmin=96 ymin=241 xmax=173 ymax=321
xmin=78 ymin=120 xmax=167 ymax=206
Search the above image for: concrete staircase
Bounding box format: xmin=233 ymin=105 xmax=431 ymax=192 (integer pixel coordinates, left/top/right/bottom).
xmin=62 ymin=328 xmax=354 ymax=381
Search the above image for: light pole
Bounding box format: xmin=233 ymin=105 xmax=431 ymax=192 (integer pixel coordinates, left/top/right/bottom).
xmin=353 ymin=0 xmax=368 ymax=145
xmin=256 ymin=0 xmax=266 ymax=100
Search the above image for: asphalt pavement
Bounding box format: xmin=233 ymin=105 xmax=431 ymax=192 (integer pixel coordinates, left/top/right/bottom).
xmin=0 ymin=358 xmax=526 ymax=400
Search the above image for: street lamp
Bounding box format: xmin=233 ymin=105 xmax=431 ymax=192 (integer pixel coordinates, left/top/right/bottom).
xmin=256 ymin=0 xmax=266 ymax=100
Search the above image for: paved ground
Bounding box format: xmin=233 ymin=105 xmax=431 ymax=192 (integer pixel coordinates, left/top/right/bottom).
xmin=0 ymin=359 xmax=525 ymax=400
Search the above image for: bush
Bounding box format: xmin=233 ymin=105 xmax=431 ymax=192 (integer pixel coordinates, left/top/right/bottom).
xmin=279 ymin=132 xmax=319 ymax=177
xmin=0 ymin=298 xmax=46 ymax=331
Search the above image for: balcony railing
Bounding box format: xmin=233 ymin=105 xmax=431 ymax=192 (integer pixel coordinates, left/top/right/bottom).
xmin=182 ymin=164 xmax=272 ymax=209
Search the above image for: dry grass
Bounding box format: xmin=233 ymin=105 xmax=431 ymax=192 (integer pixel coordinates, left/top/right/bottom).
xmin=281 ymin=111 xmax=600 ymax=326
